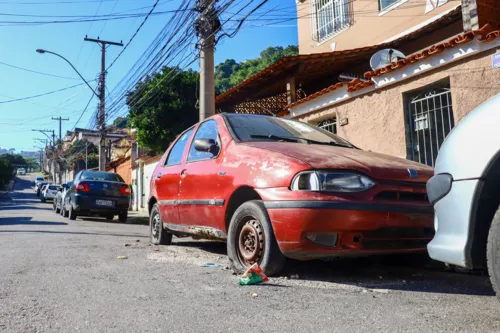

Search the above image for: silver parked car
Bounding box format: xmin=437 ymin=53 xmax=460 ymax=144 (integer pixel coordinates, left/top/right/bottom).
xmin=426 ymin=93 xmax=500 ymax=299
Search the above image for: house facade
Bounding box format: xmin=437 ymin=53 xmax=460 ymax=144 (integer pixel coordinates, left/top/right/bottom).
xmin=297 ymin=0 xmax=462 ymax=54
xmin=215 ymin=0 xmax=500 ymax=167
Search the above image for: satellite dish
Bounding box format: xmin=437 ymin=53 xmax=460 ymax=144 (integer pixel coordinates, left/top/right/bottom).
xmin=370 ymin=48 xmax=406 ymax=70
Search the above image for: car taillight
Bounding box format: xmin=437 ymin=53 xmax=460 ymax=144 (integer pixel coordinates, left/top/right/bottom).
xmin=76 ymin=182 xmax=90 ymax=192
xmin=120 ymin=185 xmax=131 ymax=195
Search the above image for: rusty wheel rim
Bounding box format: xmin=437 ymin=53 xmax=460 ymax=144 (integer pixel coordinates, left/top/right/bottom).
xmin=237 ymin=218 xmax=265 ymax=266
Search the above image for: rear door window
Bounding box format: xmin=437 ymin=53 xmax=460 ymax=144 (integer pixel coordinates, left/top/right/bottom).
xmin=165 ymin=128 xmax=194 ymax=166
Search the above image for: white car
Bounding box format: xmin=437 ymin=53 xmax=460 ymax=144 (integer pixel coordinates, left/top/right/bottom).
xmin=53 ymin=182 xmax=72 ymax=216
xmin=426 ymin=93 xmax=500 ymax=299
xmin=17 ymin=168 xmax=26 ymax=175
xmin=41 ymin=184 xmax=60 ymax=203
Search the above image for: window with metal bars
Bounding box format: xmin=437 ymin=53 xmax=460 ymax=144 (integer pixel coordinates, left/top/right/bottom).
xmin=311 ymin=0 xmax=351 ymax=43
xmin=317 ymin=118 xmax=337 ymax=134
xmin=405 ymin=85 xmax=455 ymax=167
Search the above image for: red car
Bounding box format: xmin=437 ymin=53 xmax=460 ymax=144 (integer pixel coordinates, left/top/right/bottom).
xmin=149 ymin=114 xmax=434 ymax=275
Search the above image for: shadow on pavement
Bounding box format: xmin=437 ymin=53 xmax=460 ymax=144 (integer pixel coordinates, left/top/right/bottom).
xmin=170 ymin=239 xmax=494 ymax=297
xmin=174 ymin=240 xmax=227 ymax=256
xmin=0 ymin=217 xmax=67 ymax=226
xmin=0 ymin=229 xmax=148 ymax=238
xmin=0 ymin=205 xmax=52 ymax=211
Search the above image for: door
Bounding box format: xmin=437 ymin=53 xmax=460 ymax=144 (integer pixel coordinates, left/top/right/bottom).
xmin=155 ymin=128 xmax=194 ymax=226
xmin=178 ymin=120 xmax=222 ymax=229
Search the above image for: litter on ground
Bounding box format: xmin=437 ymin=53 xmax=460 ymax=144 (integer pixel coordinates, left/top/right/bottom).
xmin=238 ymin=263 xmax=269 ymax=286
xmin=201 ymin=263 xmax=221 ymax=268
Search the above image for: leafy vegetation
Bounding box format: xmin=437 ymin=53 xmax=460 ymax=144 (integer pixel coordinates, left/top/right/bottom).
xmin=125 ymin=45 xmax=298 ymax=152
xmin=63 ymin=140 xmax=98 ymax=170
xmin=127 ymin=66 xmax=199 ymax=152
xmin=112 ymin=117 xmax=128 ymax=129
xmin=215 ymin=45 xmax=298 ymax=94
xmin=0 ymin=154 xmax=27 ymax=188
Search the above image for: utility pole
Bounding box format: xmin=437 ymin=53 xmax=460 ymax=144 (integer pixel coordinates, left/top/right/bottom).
xmin=85 ymin=142 xmax=88 ymax=170
xmin=195 ymin=0 xmax=220 ymax=121
xmin=84 ymin=36 xmax=123 ymax=171
xmin=52 ymin=117 xmax=69 ymax=141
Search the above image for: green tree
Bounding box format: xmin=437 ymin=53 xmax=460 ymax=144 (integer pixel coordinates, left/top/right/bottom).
xmin=112 ymin=117 xmax=128 ymax=129
xmin=127 ymin=66 xmax=199 ymax=152
xmin=0 ymin=156 xmax=13 ymax=187
xmin=64 ymin=140 xmax=98 ymax=170
xmin=0 ymin=154 xmax=25 ymax=187
xmin=215 ymin=45 xmax=298 ymax=95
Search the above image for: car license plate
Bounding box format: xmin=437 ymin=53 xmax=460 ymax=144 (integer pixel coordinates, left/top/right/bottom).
xmin=96 ymin=200 xmax=113 ymax=207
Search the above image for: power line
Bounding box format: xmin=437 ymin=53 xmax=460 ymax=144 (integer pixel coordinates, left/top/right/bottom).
xmin=72 ymin=94 xmax=95 ymax=130
xmin=0 ymin=60 xmax=82 ymax=80
xmin=106 ymin=0 xmax=162 ymax=71
xmin=0 ymin=81 xmax=95 ymax=104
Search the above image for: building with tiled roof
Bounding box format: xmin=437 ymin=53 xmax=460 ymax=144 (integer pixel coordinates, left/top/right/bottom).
xmin=216 ymin=0 xmax=500 ymax=167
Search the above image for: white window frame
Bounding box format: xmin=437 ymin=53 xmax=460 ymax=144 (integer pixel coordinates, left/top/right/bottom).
xmin=378 ymin=0 xmax=408 ymax=16
xmin=311 ymin=0 xmax=350 ymax=43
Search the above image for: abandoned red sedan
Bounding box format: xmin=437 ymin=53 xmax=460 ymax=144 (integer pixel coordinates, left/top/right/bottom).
xmin=149 ymin=113 xmax=434 ymax=275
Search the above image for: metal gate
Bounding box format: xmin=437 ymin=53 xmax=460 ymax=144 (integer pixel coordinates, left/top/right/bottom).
xmin=318 ymin=117 xmax=337 ymax=134
xmin=408 ymin=88 xmax=454 ymax=167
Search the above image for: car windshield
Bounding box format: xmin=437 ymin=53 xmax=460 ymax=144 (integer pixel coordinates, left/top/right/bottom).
xmin=225 ymin=114 xmax=354 ymax=147
xmin=81 ymin=171 xmax=124 ymax=182
xmin=48 ymin=185 xmax=59 ymax=190
xmin=36 ymin=177 xmax=44 ymax=181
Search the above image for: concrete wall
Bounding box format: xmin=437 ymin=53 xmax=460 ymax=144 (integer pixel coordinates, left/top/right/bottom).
xmin=297 ymin=0 xmax=460 ymax=54
xmin=115 ymin=160 xmax=132 ymax=185
xmin=297 ymin=48 xmax=500 ymax=159
xmin=132 ymin=158 xmax=160 ymax=212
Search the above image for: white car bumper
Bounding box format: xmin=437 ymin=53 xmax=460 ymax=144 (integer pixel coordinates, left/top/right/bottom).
xmin=427 ymin=179 xmax=479 ymax=268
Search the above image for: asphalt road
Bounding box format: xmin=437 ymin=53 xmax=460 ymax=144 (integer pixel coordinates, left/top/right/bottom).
xmin=1 ymin=175 xmax=500 ymax=333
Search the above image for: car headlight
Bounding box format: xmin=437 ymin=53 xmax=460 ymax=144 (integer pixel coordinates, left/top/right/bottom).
xmin=291 ymin=171 xmax=375 ymax=192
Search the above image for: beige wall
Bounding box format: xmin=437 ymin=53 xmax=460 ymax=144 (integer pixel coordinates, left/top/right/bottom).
xmin=297 ymin=48 xmax=500 ymax=159
xmin=297 ymin=0 xmax=460 ymax=54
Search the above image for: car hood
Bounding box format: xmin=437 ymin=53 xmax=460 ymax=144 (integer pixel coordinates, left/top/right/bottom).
xmin=243 ymin=142 xmax=433 ymax=183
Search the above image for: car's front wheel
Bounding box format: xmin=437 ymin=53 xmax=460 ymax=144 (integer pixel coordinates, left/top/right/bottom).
xmin=487 ymin=206 xmax=500 ymax=301
xmin=227 ymin=200 xmax=286 ymax=276
xmin=150 ymin=203 xmax=172 ymax=245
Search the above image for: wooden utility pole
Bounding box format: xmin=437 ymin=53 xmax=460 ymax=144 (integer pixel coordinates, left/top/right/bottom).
xmin=52 ymin=117 xmax=69 ymax=141
xmin=84 ymin=36 xmax=123 ymax=171
xmin=195 ymin=0 xmax=220 ymax=121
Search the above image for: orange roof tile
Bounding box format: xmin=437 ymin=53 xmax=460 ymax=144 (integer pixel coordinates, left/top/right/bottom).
xmin=286 ymin=24 xmax=500 ymax=111
xmin=215 ymin=6 xmax=463 ymax=106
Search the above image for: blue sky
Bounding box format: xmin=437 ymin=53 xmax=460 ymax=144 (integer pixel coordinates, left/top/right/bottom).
xmin=0 ymin=0 xmax=297 ymax=152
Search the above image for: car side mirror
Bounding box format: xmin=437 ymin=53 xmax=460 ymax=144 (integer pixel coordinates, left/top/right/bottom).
xmin=194 ymin=138 xmax=219 ymax=156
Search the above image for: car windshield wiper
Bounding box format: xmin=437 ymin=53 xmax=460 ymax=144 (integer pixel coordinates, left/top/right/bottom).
xmin=249 ymin=134 xmax=354 ymax=148
xmin=249 ymin=134 xmax=300 ymax=143
xmin=300 ymin=138 xmax=354 ymax=149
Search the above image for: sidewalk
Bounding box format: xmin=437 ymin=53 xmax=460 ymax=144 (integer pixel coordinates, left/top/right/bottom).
xmin=126 ymin=210 xmax=149 ymax=225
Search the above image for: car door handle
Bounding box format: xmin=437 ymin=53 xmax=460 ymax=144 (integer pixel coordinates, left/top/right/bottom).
xmin=180 ymin=169 xmax=187 ymax=178
xmin=156 ymin=173 xmax=162 ymax=179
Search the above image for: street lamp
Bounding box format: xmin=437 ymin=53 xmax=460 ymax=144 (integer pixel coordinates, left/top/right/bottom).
xmin=35 ymin=49 xmax=99 ymax=99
